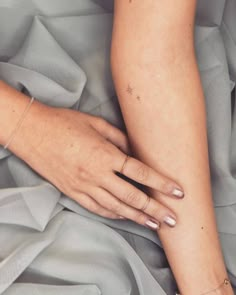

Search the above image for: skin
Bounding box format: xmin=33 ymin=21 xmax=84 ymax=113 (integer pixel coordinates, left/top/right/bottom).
xmin=110 ymin=0 xmax=234 ymax=294
xmin=0 ymin=81 xmax=184 ymax=230
xmin=0 ymin=1 xmax=233 ymax=293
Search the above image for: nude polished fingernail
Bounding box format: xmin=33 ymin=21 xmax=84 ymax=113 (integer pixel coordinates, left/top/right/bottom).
xmin=145 ymin=220 xmax=160 ymax=230
xmin=172 ymin=188 xmax=184 ymax=198
xmin=164 ymin=216 xmax=177 ymax=227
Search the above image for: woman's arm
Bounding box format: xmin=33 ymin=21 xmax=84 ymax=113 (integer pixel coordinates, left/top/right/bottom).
xmin=0 ymin=80 xmax=185 ymax=228
xmin=111 ymin=1 xmax=234 ymax=294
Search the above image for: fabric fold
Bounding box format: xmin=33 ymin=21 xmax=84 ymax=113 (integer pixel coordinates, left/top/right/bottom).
xmin=0 ymin=0 xmax=236 ymax=294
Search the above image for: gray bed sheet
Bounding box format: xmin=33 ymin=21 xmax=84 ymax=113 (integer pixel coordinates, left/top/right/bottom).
xmin=0 ymin=0 xmax=236 ymax=294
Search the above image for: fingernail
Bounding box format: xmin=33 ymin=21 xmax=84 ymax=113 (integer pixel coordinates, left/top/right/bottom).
xmin=119 ymin=216 xmax=127 ymax=220
xmin=145 ymin=219 xmax=160 ymax=230
xmin=164 ymin=215 xmax=177 ymax=227
xmin=172 ymin=188 xmax=184 ymax=198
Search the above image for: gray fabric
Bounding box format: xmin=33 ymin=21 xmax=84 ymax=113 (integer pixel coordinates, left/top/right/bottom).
xmin=0 ymin=0 xmax=236 ymax=294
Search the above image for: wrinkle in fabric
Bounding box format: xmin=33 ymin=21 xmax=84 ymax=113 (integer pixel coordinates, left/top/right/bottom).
xmin=0 ymin=1 xmax=236 ymax=294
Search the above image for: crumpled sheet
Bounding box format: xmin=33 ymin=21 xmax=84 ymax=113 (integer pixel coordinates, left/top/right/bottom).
xmin=0 ymin=0 xmax=236 ymax=294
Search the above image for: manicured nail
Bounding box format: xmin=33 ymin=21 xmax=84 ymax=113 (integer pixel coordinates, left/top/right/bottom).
xmin=145 ymin=220 xmax=160 ymax=230
xmin=172 ymin=188 xmax=184 ymax=198
xmin=164 ymin=216 xmax=176 ymax=227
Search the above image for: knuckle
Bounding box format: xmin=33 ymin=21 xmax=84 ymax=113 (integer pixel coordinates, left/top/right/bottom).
xmin=160 ymin=180 xmax=172 ymax=194
xmin=125 ymin=190 xmax=140 ymax=205
xmin=108 ymin=200 xmax=122 ymax=214
xmin=89 ymin=141 xmax=114 ymax=169
xmin=77 ymin=166 xmax=91 ymax=181
xmin=136 ymin=165 xmax=149 ymax=181
xmin=95 ymin=140 xmax=113 ymax=159
xmin=86 ymin=200 xmax=101 ymax=214
xmin=134 ymin=211 xmax=147 ymax=224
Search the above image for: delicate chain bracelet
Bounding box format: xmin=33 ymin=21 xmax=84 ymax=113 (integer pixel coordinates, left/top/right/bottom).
xmin=175 ymin=278 xmax=230 ymax=295
xmin=3 ymin=96 xmax=35 ymax=150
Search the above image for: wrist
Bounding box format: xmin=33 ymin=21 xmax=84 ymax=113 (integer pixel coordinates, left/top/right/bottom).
xmin=0 ymin=80 xmax=29 ymax=146
xmin=177 ymin=276 xmax=234 ymax=295
xmin=7 ymin=97 xmax=53 ymax=160
xmin=0 ymin=80 xmax=52 ymax=159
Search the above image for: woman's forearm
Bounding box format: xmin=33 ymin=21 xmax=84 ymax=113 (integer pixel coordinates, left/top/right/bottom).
xmin=111 ymin=1 xmax=233 ymax=294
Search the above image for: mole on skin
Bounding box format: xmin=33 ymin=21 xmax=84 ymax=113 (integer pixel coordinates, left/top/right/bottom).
xmin=126 ymin=84 xmax=133 ymax=95
xmin=126 ymin=84 xmax=141 ymax=101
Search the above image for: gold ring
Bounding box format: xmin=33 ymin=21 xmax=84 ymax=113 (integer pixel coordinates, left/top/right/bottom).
xmin=141 ymin=195 xmax=150 ymax=212
xmin=120 ymin=155 xmax=129 ymax=174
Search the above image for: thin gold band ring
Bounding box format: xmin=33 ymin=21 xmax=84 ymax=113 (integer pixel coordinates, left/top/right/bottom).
xmin=120 ymin=155 xmax=130 ymax=174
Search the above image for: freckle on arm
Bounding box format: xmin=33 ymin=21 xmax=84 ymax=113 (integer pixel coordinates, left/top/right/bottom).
xmin=126 ymin=84 xmax=133 ymax=95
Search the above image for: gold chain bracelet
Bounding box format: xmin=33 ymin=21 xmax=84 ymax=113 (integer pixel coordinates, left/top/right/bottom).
xmin=3 ymin=96 xmax=35 ymax=150
xmin=175 ymin=278 xmax=230 ymax=295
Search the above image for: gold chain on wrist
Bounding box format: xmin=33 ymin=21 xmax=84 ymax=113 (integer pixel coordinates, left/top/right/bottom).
xmin=3 ymin=96 xmax=35 ymax=150
xmin=175 ymin=278 xmax=231 ymax=295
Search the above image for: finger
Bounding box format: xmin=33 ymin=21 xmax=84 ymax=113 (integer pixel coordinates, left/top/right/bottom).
xmin=113 ymin=153 xmax=184 ymax=199
xmin=71 ymin=191 xmax=121 ymax=219
xmin=88 ymin=186 xmax=161 ymax=230
xmin=91 ymin=117 xmax=132 ymax=155
xmin=102 ymin=173 xmax=177 ymax=227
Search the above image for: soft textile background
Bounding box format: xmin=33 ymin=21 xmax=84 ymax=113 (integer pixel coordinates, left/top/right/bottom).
xmin=0 ymin=0 xmax=236 ymax=294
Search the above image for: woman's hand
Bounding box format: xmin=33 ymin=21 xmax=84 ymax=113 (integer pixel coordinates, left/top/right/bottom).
xmin=10 ymin=100 xmax=184 ymax=229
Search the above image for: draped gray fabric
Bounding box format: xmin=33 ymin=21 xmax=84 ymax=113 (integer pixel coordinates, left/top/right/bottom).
xmin=0 ymin=0 xmax=236 ymax=294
